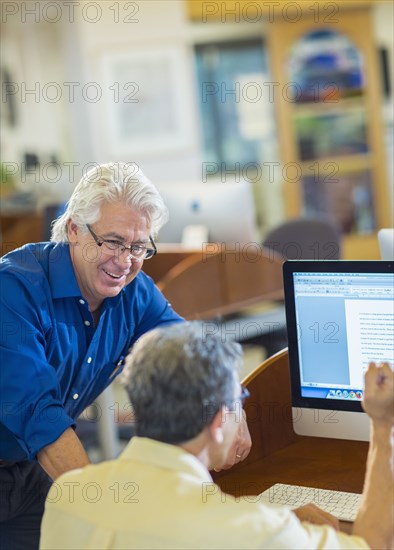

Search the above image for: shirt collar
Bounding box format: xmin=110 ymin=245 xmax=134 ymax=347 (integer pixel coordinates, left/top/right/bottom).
xmin=48 ymin=243 xmax=82 ymax=299
xmin=119 ymin=437 xmax=213 ymax=483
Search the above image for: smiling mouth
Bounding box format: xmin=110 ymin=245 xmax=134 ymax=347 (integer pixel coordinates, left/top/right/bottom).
xmin=103 ymin=269 xmax=126 ymax=280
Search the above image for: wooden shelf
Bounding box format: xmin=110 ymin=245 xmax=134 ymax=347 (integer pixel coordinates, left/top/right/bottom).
xmin=292 ymin=96 xmax=366 ymax=116
xmin=267 ymin=5 xmax=392 ymax=257
xmin=299 ymin=154 xmax=372 ymax=175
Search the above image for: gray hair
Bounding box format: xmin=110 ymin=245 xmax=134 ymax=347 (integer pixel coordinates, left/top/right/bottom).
xmin=121 ymin=322 xmax=243 ymax=444
xmin=51 ymin=162 xmax=168 ymax=242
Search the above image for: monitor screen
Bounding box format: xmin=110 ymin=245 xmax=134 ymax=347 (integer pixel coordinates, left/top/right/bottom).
xmin=283 ymin=261 xmax=394 ymax=440
xmin=156 ymin=180 xmax=258 ymax=244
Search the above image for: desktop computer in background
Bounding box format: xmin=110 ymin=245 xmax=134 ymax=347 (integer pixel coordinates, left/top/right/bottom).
xmin=378 ymin=228 xmax=394 ymax=261
xmin=155 ymin=180 xmax=258 ymax=245
xmin=283 ymin=260 xmax=394 ymax=442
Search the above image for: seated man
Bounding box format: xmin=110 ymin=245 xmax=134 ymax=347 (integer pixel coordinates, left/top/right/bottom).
xmin=40 ymin=323 xmax=393 ymax=549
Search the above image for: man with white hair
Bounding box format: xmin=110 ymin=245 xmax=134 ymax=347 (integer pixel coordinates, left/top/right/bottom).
xmin=0 ymin=162 xmax=252 ymax=549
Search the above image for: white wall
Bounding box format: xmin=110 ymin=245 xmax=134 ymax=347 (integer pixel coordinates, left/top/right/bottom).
xmin=71 ymin=0 xmax=203 ymax=183
xmin=1 ymin=1 xmax=203 ymax=192
xmin=1 ymin=16 xmax=73 ymax=192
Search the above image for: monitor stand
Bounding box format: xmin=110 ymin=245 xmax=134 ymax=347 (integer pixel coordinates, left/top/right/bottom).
xmin=181 ymin=224 xmax=209 ymax=247
xmin=292 ymin=408 xmax=370 ymax=442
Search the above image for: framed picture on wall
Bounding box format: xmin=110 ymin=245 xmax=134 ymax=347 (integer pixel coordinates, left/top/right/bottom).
xmin=99 ymin=45 xmax=196 ymax=156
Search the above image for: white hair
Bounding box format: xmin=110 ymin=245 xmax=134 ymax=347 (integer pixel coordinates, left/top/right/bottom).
xmin=51 ymin=162 xmax=168 ymax=242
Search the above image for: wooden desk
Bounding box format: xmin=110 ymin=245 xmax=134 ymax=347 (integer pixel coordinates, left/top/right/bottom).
xmin=156 ymin=244 xmax=284 ymax=320
xmin=213 ymin=349 xmax=369 ymax=532
xmin=214 ymin=436 xmax=368 ymax=496
xmin=142 ymin=244 xmax=203 ymax=282
xmin=0 ymin=212 xmax=43 ymax=256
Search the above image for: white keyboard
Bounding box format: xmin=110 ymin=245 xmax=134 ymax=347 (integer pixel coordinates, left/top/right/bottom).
xmin=259 ymin=483 xmax=362 ymax=522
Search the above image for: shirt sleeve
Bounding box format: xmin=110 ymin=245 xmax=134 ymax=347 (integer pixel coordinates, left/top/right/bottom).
xmin=256 ymin=505 xmax=370 ymax=550
xmin=0 ymin=271 xmax=75 ymax=460
xmin=298 ymin=521 xmax=369 ymax=550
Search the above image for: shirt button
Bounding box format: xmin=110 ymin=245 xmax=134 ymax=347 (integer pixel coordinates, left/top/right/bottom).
xmin=84 ymin=320 xmax=91 ymax=327
xmin=73 ymin=393 xmax=79 ymax=400
xmin=79 ymin=299 xmax=85 ymax=305
xmin=87 ymin=357 xmax=92 ymax=364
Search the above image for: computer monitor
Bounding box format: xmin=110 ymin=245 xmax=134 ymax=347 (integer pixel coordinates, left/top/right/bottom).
xmin=283 ymin=260 xmax=394 ymax=442
xmin=156 ymin=180 xmax=258 ymax=244
xmin=378 ymin=228 xmax=394 ymax=260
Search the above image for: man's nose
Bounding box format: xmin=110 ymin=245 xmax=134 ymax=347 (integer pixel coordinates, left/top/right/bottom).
xmin=112 ymin=249 xmax=134 ymax=266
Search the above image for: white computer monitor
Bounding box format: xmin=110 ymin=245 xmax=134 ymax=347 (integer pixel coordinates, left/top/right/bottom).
xmin=378 ymin=228 xmax=394 ymax=260
xmin=283 ymin=260 xmax=394 ymax=442
xmin=156 ymin=180 xmax=258 ymax=244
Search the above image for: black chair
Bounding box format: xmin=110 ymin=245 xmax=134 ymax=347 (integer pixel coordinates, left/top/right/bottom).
xmin=263 ymin=217 xmax=341 ymax=261
xmin=244 ymin=217 xmax=342 ymax=354
xmin=42 ymin=204 xmax=65 ymax=241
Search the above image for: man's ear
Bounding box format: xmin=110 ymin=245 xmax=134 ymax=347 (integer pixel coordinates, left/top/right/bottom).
xmin=67 ymin=220 xmax=79 ymax=243
xmin=208 ymin=408 xmax=225 ymax=444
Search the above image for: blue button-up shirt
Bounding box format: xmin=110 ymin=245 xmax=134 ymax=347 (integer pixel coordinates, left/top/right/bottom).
xmin=0 ymin=242 xmax=183 ymax=461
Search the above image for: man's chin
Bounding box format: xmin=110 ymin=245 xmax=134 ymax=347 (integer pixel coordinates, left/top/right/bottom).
xmin=95 ymin=270 xmax=137 ymax=300
xmin=99 ymin=283 xmax=124 ymax=297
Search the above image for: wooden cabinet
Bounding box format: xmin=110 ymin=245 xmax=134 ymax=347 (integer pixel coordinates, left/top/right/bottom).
xmin=267 ymin=5 xmax=391 ymax=258
xmin=186 ymin=1 xmax=390 ymax=258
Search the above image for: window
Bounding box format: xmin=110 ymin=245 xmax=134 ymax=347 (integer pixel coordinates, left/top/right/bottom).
xmin=195 ymin=39 xmax=275 ymax=173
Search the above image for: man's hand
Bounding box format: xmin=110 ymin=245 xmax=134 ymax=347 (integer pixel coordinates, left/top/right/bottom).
xmin=293 ymin=503 xmax=339 ymax=530
xmin=362 ymin=362 xmax=394 ymax=426
xmin=352 ymin=361 xmax=394 ymax=550
xmin=217 ymin=410 xmax=252 ymax=471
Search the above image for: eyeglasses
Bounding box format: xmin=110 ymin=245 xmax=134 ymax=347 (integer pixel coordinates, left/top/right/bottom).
xmin=239 ymin=385 xmax=250 ymax=406
xmin=223 ymin=385 xmax=250 ymax=414
xmin=86 ymin=224 xmax=157 ymax=261
xmin=227 ymin=385 xmax=250 ymax=409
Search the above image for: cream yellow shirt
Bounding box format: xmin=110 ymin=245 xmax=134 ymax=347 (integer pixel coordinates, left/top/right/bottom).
xmin=40 ymin=437 xmax=369 ymax=549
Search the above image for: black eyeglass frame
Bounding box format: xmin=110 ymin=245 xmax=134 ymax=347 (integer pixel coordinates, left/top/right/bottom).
xmin=86 ymin=224 xmax=157 ymax=260
xmin=226 ymin=385 xmax=250 ymax=410
xmin=161 ymin=385 xmax=251 ymax=444
xmin=203 ymin=384 xmax=250 ymax=417
xmin=239 ymin=385 xmax=251 ymax=406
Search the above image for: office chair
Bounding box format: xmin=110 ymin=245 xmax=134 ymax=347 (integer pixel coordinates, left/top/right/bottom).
xmin=42 ymin=203 xmax=66 ymax=241
xmin=263 ymin=217 xmax=342 ymax=261
xmin=256 ymin=217 xmax=342 ymax=353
